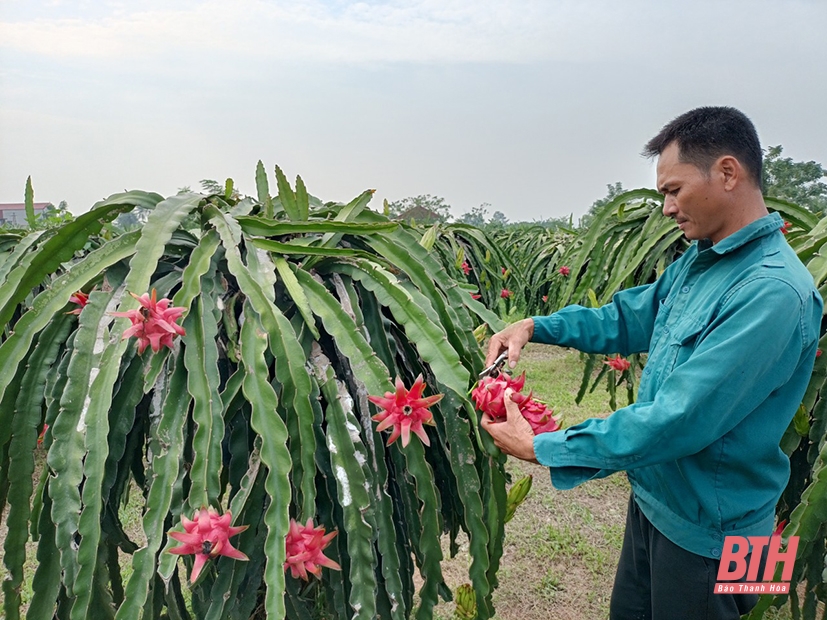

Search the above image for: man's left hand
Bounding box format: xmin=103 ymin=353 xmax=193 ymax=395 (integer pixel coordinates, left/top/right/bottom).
xmin=480 ymin=388 xmax=539 ymax=463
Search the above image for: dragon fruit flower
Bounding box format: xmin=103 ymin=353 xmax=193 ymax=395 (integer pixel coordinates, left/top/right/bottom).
xmin=284 ymin=518 xmax=341 ymax=581
xmin=500 ymin=289 xmax=512 ymax=299
xmin=168 ymin=507 xmax=248 ymax=583
xmin=470 ymin=292 xmax=482 ymax=300
xmin=67 ymin=291 xmax=89 ymax=315
xmin=605 ymin=355 xmax=631 ymax=372
xmin=461 ymin=261 xmax=472 ymax=275
xmin=110 ymin=289 xmax=186 ymax=354
xmin=369 ymin=375 xmax=443 ymax=447
xmin=558 ymin=266 xmax=571 ymax=277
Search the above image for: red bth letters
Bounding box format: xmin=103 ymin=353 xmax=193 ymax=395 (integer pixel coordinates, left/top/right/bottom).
xmin=717 ymin=536 xmax=799 ymax=582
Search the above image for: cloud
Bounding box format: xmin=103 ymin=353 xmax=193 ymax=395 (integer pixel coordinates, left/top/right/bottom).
xmin=4 ymin=0 xmax=826 ymax=72
xmin=0 ymin=0 xmax=648 ymax=65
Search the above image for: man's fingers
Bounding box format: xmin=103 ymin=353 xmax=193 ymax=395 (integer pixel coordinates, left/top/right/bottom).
xmin=504 ymin=389 xmax=521 ymax=419
xmin=507 ymin=341 xmax=522 ymax=369
xmin=504 ymin=389 xmax=534 ymax=434
xmin=479 ymin=413 xmax=501 ymax=443
xmin=485 ymin=336 xmax=506 ymax=367
xmin=485 ymin=319 xmax=532 ymax=369
xmin=480 ymin=415 xmax=508 ymax=451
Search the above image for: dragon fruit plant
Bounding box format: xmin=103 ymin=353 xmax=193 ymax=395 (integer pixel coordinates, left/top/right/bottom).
xmin=0 ymin=165 xmax=508 ymax=620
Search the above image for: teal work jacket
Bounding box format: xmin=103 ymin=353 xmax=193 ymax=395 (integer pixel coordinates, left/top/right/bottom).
xmin=531 ymin=212 xmax=822 ymax=559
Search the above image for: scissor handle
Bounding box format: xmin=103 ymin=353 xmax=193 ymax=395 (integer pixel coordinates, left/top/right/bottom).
xmin=478 ymin=352 xmax=509 ymax=379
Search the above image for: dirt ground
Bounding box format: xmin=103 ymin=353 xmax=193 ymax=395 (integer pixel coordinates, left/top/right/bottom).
xmin=430 ymin=463 xmax=630 ymax=620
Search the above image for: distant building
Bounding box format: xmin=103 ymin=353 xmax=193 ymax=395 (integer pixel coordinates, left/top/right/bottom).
xmin=0 ymin=203 xmax=50 ymax=227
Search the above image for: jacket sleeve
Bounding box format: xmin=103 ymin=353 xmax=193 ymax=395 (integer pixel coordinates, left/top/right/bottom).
xmin=533 ymin=276 xmax=817 ymax=489
xmin=531 ymin=255 xmax=684 ymax=356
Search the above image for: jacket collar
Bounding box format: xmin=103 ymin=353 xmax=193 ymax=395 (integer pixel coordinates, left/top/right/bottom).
xmin=697 ymin=212 xmax=783 ymax=255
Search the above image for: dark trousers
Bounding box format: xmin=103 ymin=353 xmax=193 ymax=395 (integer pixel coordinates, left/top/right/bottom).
xmin=610 ymin=494 xmax=761 ymax=620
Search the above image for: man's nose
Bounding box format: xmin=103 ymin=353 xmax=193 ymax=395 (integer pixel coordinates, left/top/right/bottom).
xmin=662 ymin=197 xmax=677 ymax=217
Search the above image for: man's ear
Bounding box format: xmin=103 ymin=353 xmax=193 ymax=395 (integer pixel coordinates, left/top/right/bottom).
xmin=715 ymin=155 xmax=741 ymax=191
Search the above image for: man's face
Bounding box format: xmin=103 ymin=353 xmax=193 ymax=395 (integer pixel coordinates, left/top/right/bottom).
xmin=656 ymin=142 xmax=728 ymax=243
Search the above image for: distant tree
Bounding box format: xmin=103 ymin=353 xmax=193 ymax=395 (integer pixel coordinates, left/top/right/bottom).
xmin=489 ymin=211 xmax=510 ymax=228
xmin=457 ymin=203 xmax=490 ymax=227
xmin=530 ymin=215 xmax=574 ymax=230
xmin=36 ymin=201 xmax=73 ymax=228
xmin=580 ymin=182 xmax=625 ymax=228
xmin=200 ymin=179 xmax=224 ymax=195
xmin=763 ymin=145 xmax=827 ymax=215
xmin=199 ymin=179 xmax=241 ymax=200
xmin=387 ymin=194 xmax=452 ymax=223
xmin=113 ymin=206 xmax=150 ymax=232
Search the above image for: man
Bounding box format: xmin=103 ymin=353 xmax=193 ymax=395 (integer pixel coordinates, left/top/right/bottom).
xmin=481 ymin=107 xmax=822 ymax=619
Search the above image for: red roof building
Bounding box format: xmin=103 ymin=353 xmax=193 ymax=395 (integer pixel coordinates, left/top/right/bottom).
xmin=0 ymin=203 xmax=50 ymax=227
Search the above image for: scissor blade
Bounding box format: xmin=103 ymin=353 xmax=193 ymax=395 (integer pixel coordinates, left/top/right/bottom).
xmin=478 ymin=352 xmax=508 ymax=379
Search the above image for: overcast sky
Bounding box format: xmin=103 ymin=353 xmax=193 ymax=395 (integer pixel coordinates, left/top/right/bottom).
xmin=2 ymin=0 xmax=826 ymax=222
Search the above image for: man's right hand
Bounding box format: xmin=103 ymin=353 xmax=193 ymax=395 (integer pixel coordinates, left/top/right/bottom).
xmin=485 ymin=318 xmax=535 ymax=370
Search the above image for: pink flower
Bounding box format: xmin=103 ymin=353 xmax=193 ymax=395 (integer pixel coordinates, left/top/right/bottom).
xmin=542 ymin=295 xmax=548 ymax=303
xmin=37 ymin=424 xmax=49 ymax=446
xmin=781 ymin=221 xmax=792 ymax=235
xmin=461 ymin=262 xmax=472 ymax=275
xmin=558 ymin=266 xmax=570 ymax=277
xmin=168 ymin=507 xmax=248 ymax=583
xmin=817 ymin=349 xmax=823 ymax=358
xmin=605 ymin=355 xmax=631 ymax=372
xmin=67 ymin=291 xmax=89 ymax=315
xmin=110 ymin=289 xmax=186 ymax=354
xmin=500 ymin=289 xmax=512 ymax=299
xmin=284 ymin=518 xmax=341 ymax=581
xmin=471 ymin=292 xmax=482 ymax=300
xmin=773 ymin=519 xmax=787 ymax=537
xmin=472 ymin=372 xmax=559 ymax=434
xmin=501 ymin=267 xmax=507 ymax=275
xmin=369 ymin=375 xmax=443 ymax=447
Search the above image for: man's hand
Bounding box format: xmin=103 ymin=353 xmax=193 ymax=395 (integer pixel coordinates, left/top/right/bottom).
xmin=479 ymin=388 xmax=539 ymax=463
xmin=485 ymin=318 xmax=534 ymax=370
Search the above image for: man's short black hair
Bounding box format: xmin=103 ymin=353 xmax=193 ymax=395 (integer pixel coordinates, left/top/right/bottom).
xmin=643 ymin=107 xmax=763 ymax=189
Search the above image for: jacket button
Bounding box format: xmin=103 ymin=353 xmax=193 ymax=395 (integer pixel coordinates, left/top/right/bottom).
xmin=682 ymin=286 xmax=690 ymax=293
xmin=711 ymin=548 xmax=721 ymax=558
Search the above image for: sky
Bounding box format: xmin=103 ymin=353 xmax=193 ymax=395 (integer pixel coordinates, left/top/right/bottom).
xmin=1 ymin=0 xmax=826 ymax=223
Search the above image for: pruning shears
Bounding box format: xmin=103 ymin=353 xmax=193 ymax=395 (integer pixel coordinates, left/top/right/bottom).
xmin=478 ymin=352 xmax=509 ymax=379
